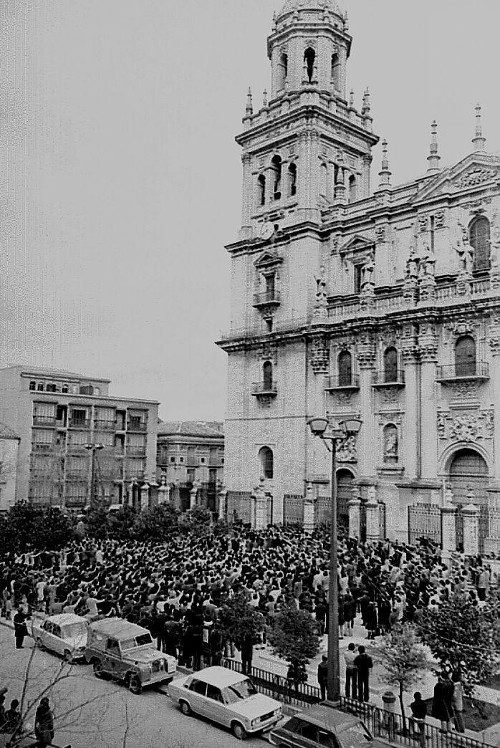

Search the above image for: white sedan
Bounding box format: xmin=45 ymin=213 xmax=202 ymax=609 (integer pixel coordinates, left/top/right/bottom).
xmin=31 ymin=612 xmax=88 ymax=662
xmin=168 ymin=666 xmax=282 ymax=740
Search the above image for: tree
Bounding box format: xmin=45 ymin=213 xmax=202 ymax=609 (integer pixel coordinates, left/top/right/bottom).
xmin=178 ymin=505 xmax=212 ymax=537
xmin=267 ymin=602 xmax=320 ymax=689
xmin=84 ymin=505 xmax=109 ymax=540
xmin=376 ymin=623 xmax=431 ymax=732
xmin=131 ymin=504 xmax=179 ymax=541
xmin=106 ymin=505 xmax=137 ymax=540
xmin=416 ymin=597 xmax=500 ymax=697
xmin=0 ymin=504 xmax=75 ymax=554
xmin=217 ymin=592 xmax=265 ymax=650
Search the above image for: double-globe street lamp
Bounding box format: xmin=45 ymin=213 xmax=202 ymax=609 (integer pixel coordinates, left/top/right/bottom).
xmin=308 ymin=416 xmax=362 ymax=703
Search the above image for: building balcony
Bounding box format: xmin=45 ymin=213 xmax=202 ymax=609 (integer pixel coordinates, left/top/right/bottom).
xmin=126 ymin=447 xmax=146 ymax=457
xmin=33 ymin=416 xmax=57 ymax=427
xmin=65 ymin=470 xmax=89 ymax=480
xmin=94 ymin=419 xmax=117 ymax=430
xmin=251 ymin=381 xmax=278 ymax=398
xmin=124 ymin=472 xmax=145 ymax=482
xmin=253 ymin=291 xmax=281 ymax=309
xmin=325 ymin=375 xmax=360 ymax=392
xmin=436 ymin=363 xmax=490 ymax=383
xmin=372 ymin=370 xmax=405 ymax=388
xmin=69 ymin=419 xmax=90 ymax=429
xmin=127 ymin=421 xmax=147 ymax=432
xmin=31 ymin=443 xmax=54 ymax=452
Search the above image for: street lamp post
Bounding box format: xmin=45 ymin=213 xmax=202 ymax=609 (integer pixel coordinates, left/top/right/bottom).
xmin=308 ymin=416 xmax=362 ymax=704
xmin=84 ymin=443 xmax=104 ymax=509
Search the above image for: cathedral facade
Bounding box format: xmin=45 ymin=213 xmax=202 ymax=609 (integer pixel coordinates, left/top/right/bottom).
xmin=217 ymin=0 xmax=500 ymax=547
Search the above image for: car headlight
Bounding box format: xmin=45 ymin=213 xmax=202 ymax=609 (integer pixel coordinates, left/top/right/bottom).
xmin=250 ymin=718 xmax=259 ymax=728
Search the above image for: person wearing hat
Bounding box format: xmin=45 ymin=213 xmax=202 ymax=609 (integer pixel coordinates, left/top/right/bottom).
xmin=35 ymin=697 xmax=54 ymax=748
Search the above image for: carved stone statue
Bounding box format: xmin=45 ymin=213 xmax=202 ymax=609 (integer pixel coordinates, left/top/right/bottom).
xmin=315 ymin=265 xmax=327 ymax=302
xmin=383 ymin=425 xmax=398 ymax=462
xmin=491 ymin=226 xmax=500 ymax=270
xmin=419 ymin=243 xmax=436 ymax=277
xmin=360 ymin=253 xmax=375 ymax=290
xmin=405 ymin=246 xmax=419 ymax=280
xmin=455 ymin=224 xmax=475 ymax=275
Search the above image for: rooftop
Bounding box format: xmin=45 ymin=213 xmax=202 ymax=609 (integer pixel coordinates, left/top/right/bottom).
xmin=0 ymin=422 xmax=20 ymax=440
xmin=157 ymin=421 xmax=224 ymax=438
xmin=0 ymin=365 xmax=111 ymax=383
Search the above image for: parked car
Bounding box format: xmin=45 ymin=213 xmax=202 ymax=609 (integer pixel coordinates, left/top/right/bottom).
xmin=168 ymin=665 xmax=282 ymax=740
xmin=269 ymin=704 xmax=384 ymax=748
xmin=85 ymin=617 xmax=176 ymax=694
xmin=31 ymin=613 xmax=88 ymax=663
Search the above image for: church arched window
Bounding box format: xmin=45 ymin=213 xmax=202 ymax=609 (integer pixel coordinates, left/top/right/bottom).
xmin=304 ymin=48 xmax=315 ymax=83
xmin=278 ymin=53 xmax=288 ymax=90
xmin=271 ymin=155 xmax=282 ymax=200
xmin=469 ymin=216 xmax=490 ymax=272
xmin=320 ymin=163 xmax=328 ymax=198
xmin=383 ymin=347 xmax=398 ymax=383
xmin=257 ymin=174 xmax=266 ymax=206
xmin=331 ymin=53 xmax=340 ymax=90
xmin=259 ymin=446 xmax=274 ymax=479
xmin=338 ymin=351 xmax=352 ymax=387
xmin=288 ymin=163 xmax=297 ymax=197
xmin=348 ymin=174 xmax=357 ymax=203
xmin=455 ymin=335 xmax=476 ymax=377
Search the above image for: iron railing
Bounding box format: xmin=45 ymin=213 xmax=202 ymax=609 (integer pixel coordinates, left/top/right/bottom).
xmin=127 ymin=421 xmax=147 ymax=432
xmin=251 ymin=381 xmax=278 ymax=396
xmin=325 ymin=375 xmax=360 ymax=390
xmin=436 ymin=363 xmax=489 ymax=381
xmin=222 ymin=658 xmax=322 ymax=708
xmin=32 ymin=416 xmax=57 ymax=426
xmin=373 ymin=370 xmax=405 ymax=386
xmin=94 ymin=419 xmax=117 ymax=430
xmin=253 ymin=290 xmax=281 ymax=306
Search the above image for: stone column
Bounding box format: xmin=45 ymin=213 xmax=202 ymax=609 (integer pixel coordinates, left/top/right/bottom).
xmin=365 ymin=490 xmax=379 ymax=543
xmin=303 ymin=482 xmax=315 ymax=533
xmin=157 ymin=484 xmax=170 ymax=505
xmin=348 ymin=496 xmax=361 ymax=540
xmin=402 ymin=324 xmax=420 ymax=480
xmin=419 ymin=323 xmax=438 ymax=479
xmin=357 ymin=332 xmax=376 ymax=479
xmin=218 ymin=485 xmax=227 ymax=522
xmin=189 ymin=481 xmax=200 ymax=510
xmin=252 ymin=479 xmax=267 ymax=531
xmin=441 ymin=503 xmax=457 ymax=559
xmin=297 ymin=130 xmax=321 ymax=223
xmin=240 ymin=153 xmax=252 ymax=237
xmin=126 ymin=482 xmax=134 ymax=508
xmin=489 ymin=316 xmax=500 ymax=485
xmin=462 ymin=502 xmax=480 ymax=557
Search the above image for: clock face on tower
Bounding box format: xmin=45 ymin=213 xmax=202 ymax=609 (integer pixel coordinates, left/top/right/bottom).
xmin=260 ymin=221 xmax=274 ymax=240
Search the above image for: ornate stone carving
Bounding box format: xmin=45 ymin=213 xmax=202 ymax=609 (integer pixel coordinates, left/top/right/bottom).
xmin=309 ymin=335 xmax=329 ymax=375
xmin=454 ymin=167 xmax=496 ymax=189
xmin=383 ymin=424 xmax=399 ymax=463
xmin=437 ymin=412 xmax=447 ymax=439
xmin=438 ymin=410 xmax=494 ymax=442
xmin=375 ymin=225 xmax=387 ymax=243
xmin=333 ymin=391 xmax=354 ymax=405
xmin=449 ymin=415 xmax=479 ymax=442
xmin=418 ymin=215 xmax=429 ymax=233
xmin=380 ymin=388 xmax=400 ymax=404
xmin=447 ymin=381 xmax=479 ymax=400
xmin=337 ymin=435 xmax=357 ymax=463
xmin=259 ymin=342 xmax=278 ymax=363
xmin=357 ymin=332 xmax=375 ymax=368
xmin=455 ymin=223 xmax=474 ymax=276
xmin=434 ymin=209 xmax=445 ymax=229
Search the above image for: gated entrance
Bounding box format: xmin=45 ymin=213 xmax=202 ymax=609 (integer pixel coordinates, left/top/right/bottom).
xmin=283 ymin=494 xmax=303 ymax=525
xmin=337 ymin=469 xmax=354 ymax=534
xmin=226 ymin=491 xmax=252 ymax=524
xmin=408 ymin=503 xmax=441 ymax=545
xmin=449 ymin=448 xmax=489 ymax=505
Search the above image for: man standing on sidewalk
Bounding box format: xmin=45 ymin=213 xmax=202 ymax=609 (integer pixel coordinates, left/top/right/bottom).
xmin=354 ymin=645 xmax=373 ymax=702
xmin=344 ymin=643 xmax=357 ymax=699
xmin=317 ymin=655 xmax=328 ymax=701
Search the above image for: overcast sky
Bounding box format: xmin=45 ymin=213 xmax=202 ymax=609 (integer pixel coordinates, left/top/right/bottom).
xmin=1 ymin=0 xmax=499 ymax=421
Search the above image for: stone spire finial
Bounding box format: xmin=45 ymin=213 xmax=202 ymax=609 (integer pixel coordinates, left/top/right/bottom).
xmin=263 ymin=89 xmax=268 ymax=108
xmin=334 ymin=156 xmax=347 ymax=204
xmin=378 ymin=139 xmax=392 ymax=189
xmin=361 ymin=88 xmax=373 ymax=131
xmin=343 ymin=11 xmax=349 ymax=32
xmin=427 ymin=120 xmax=441 ymax=174
xmin=472 ymin=104 xmax=486 ymax=152
xmin=245 ymin=87 xmax=253 ymax=116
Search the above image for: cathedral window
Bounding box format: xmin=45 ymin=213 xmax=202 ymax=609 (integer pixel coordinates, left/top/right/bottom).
xmin=278 ymin=53 xmax=288 ymax=90
xmin=348 ymin=174 xmax=357 ymax=203
xmin=259 ymin=446 xmax=274 ymax=479
xmin=320 ymin=163 xmax=328 ymax=198
xmin=263 ymin=361 xmax=273 ymax=390
xmin=257 ymin=174 xmax=266 ymax=206
xmin=271 ymin=155 xmax=282 ymax=200
xmin=304 ymin=48 xmax=315 ymax=83
xmin=469 ymin=215 xmax=490 ymax=272
xmin=354 ymin=264 xmax=363 ymax=294
xmin=383 ymin=347 xmax=398 ymax=383
xmin=288 ymin=163 xmax=297 ymax=197
xmin=331 ymin=53 xmax=340 ymax=90
xmin=455 ymin=335 xmax=476 ymax=377
xmin=338 ymin=351 xmax=353 ymax=387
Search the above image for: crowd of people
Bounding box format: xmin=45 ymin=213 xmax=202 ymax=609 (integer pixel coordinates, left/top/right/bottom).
xmin=0 ymin=522 xmax=497 ymax=738
xmin=0 ymin=687 xmax=55 ymax=747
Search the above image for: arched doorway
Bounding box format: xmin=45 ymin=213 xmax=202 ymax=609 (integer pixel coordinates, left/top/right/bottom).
xmin=337 ymin=469 xmax=354 ymax=533
xmin=449 ymin=448 xmax=489 ymax=505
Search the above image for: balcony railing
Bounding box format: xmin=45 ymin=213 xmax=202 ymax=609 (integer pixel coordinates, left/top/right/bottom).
xmin=66 ymin=470 xmax=89 ymax=479
xmin=372 ymin=370 xmax=405 ymax=387
xmin=31 ymin=443 xmax=54 ymax=452
xmin=126 ymin=447 xmax=146 ymax=457
xmin=94 ymin=419 xmax=117 ymax=430
xmin=253 ymin=291 xmax=281 ymax=308
xmin=127 ymin=421 xmax=147 ymax=432
xmin=325 ymin=375 xmax=360 ymax=391
xmin=33 ymin=416 xmax=57 ymax=427
xmin=69 ymin=419 xmax=90 ymax=429
xmin=251 ymin=381 xmax=278 ymax=397
xmin=436 ymin=362 xmax=490 ymax=382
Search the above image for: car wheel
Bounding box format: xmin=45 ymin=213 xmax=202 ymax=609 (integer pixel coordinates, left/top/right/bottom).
xmin=63 ymin=650 xmax=73 ymax=664
xmin=179 ymin=700 xmax=192 ymax=716
xmin=231 ymin=722 xmax=248 ymax=741
xmin=92 ymin=660 xmax=105 ymax=679
xmin=128 ymin=674 xmax=142 ymax=695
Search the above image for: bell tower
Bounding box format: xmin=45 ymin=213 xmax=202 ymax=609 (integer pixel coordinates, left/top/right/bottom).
xmin=237 ymin=0 xmax=379 ymax=239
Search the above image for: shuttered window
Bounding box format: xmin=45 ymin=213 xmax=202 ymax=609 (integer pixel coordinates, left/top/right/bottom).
xmin=455 ymin=336 xmax=476 ymax=377
xmin=469 ymin=216 xmax=490 ymax=272
xmin=338 ymin=351 xmax=352 ymax=386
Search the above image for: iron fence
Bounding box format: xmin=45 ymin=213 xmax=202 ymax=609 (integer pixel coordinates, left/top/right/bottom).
xmin=221 ymin=658 xmax=322 ymax=708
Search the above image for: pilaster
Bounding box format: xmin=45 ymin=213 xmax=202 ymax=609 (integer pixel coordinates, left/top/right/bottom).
xmin=348 ymin=496 xmax=361 ymax=539
xmin=401 ymin=324 xmax=420 ymax=480
xmin=489 ymin=314 xmax=500 ymax=482
xmin=218 ymin=485 xmax=227 ymax=521
xmin=252 ymin=478 xmax=268 ymax=530
xmin=441 ymin=503 xmax=457 ymax=559
xmin=357 ymin=332 xmax=376 ymax=479
xmin=462 ymin=502 xmax=480 ymax=557
xmin=365 ymin=492 xmax=380 ymax=543
xmin=140 ymin=482 xmax=150 ymax=511
xmin=419 ymin=322 xmax=438 ymax=479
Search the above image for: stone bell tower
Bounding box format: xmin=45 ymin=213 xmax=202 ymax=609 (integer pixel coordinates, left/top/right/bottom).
xmin=237 ymin=0 xmax=379 ymax=240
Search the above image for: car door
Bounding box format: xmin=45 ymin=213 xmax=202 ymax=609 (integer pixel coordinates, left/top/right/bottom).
xmin=188 ymin=679 xmax=208 ymax=716
xmin=105 ymin=638 xmax=121 ymax=677
xmin=205 ymin=683 xmax=227 ymax=726
xmin=284 ymin=718 xmax=323 ymax=748
xmin=41 ymin=621 xmax=54 ymax=650
xmin=51 ymin=624 xmax=63 ymax=656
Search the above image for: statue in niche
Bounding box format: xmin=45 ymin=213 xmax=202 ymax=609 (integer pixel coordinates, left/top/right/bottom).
xmin=360 ymin=253 xmax=375 ymax=291
xmin=455 ymin=224 xmax=475 ymax=275
xmin=383 ymin=425 xmax=398 ymax=463
xmin=491 ymin=226 xmax=500 ymax=270
xmin=419 ymin=243 xmax=436 ymax=277
xmin=315 ymin=265 xmax=327 ymax=302
xmin=406 ymin=246 xmax=419 ymax=280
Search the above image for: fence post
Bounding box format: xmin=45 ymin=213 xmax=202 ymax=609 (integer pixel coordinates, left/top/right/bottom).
xmin=462 ymin=500 xmax=480 ymax=556
xmin=365 ymin=488 xmax=380 ymax=542
xmin=304 ymin=482 xmax=315 ymax=533
xmin=348 ymin=496 xmax=361 ymax=539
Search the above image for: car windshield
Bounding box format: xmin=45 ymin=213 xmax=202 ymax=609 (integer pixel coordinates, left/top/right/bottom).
xmin=120 ymin=633 xmax=153 ymax=650
xmin=223 ymin=679 xmax=258 ymax=704
xmin=61 ymin=623 xmax=87 ymax=639
xmin=338 ymin=721 xmax=373 ymax=748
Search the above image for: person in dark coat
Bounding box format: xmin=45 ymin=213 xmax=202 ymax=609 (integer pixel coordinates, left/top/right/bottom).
xmin=13 ymin=609 xmax=28 ymax=649
xmin=35 ymin=697 xmax=54 ymax=748
xmin=317 ymin=655 xmax=328 ymax=701
xmin=241 ymin=634 xmax=254 ymax=675
xmin=354 ymin=645 xmax=373 ymax=702
xmin=431 ymin=673 xmax=454 ymax=732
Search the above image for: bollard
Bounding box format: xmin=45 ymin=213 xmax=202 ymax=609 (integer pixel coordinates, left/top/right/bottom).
xmin=382 ymin=690 xmax=397 ymax=739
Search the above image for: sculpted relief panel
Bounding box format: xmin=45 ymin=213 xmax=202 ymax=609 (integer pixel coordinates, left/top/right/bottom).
xmin=437 ymin=410 xmax=494 ymax=442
